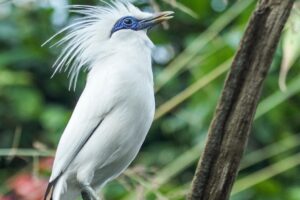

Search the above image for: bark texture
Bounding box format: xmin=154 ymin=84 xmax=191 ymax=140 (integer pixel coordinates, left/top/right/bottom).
xmin=188 ymin=1 xmax=294 ymax=200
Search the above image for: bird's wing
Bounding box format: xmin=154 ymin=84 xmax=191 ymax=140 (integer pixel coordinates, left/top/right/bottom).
xmin=45 ymin=79 xmax=117 ymax=199
xmin=52 ymin=85 xmax=117 ymax=180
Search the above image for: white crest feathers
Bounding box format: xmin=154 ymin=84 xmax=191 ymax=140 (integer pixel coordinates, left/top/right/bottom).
xmin=43 ymin=1 xmax=149 ymax=90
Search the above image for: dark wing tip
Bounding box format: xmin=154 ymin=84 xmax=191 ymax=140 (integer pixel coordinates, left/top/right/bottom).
xmin=44 ymin=181 xmax=54 ymax=200
xmin=44 ymin=173 xmax=63 ymax=200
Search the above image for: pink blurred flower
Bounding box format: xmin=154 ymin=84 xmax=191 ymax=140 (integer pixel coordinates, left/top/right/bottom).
xmin=8 ymin=174 xmax=48 ymax=200
xmin=0 ymin=195 xmax=15 ymax=200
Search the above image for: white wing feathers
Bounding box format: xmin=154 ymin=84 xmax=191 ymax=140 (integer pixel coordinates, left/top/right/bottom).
xmin=49 ymin=80 xmax=115 ymax=183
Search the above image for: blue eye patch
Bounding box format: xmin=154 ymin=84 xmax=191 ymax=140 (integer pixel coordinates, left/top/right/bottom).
xmin=111 ymin=16 xmax=140 ymax=36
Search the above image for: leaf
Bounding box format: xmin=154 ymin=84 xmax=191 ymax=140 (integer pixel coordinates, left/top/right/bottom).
xmin=161 ymin=0 xmax=199 ymax=19
xmin=279 ymin=8 xmax=300 ymax=91
xmin=40 ymin=104 xmax=70 ymax=144
xmin=0 ymin=70 xmax=32 ymax=86
xmin=5 ymin=87 xmax=43 ymax=120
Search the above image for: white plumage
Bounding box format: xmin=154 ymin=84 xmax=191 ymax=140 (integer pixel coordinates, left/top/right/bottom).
xmin=44 ymin=1 xmax=173 ymax=200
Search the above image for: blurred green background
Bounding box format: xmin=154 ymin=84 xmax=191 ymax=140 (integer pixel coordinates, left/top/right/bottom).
xmin=0 ymin=0 xmax=300 ymax=200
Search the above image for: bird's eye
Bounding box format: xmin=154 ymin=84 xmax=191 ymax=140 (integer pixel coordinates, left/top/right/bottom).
xmin=111 ymin=16 xmax=138 ymax=35
xmin=123 ymin=18 xmax=133 ymax=25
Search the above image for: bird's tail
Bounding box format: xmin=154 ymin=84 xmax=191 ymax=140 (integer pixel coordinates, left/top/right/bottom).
xmin=44 ymin=173 xmax=64 ymax=200
xmin=44 ymin=177 xmax=59 ymax=200
xmin=44 ymin=174 xmax=78 ymax=200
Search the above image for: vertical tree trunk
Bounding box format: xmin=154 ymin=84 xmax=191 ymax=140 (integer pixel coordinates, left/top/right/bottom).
xmin=188 ymin=1 xmax=294 ymax=200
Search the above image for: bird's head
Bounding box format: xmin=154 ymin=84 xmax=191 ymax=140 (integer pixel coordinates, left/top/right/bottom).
xmin=44 ymin=1 xmax=173 ymax=90
xmin=110 ymin=10 xmax=173 ymax=37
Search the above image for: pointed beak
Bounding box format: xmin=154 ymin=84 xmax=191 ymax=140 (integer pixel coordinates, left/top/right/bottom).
xmin=146 ymin=11 xmax=174 ymax=24
xmin=139 ymin=11 xmax=174 ymax=30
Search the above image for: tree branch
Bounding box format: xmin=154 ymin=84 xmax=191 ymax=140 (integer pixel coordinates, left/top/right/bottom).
xmin=188 ymin=0 xmax=294 ymax=199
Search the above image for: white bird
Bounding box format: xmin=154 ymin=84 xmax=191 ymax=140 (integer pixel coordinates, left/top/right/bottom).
xmin=44 ymin=1 xmax=173 ymax=200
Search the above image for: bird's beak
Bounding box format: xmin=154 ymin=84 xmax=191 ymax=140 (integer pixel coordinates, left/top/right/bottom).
xmin=139 ymin=11 xmax=174 ymax=30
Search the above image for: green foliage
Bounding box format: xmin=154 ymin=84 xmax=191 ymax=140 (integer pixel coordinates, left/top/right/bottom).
xmin=1 ymin=0 xmax=300 ymax=200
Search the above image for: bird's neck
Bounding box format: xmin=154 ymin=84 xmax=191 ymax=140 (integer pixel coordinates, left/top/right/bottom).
xmin=88 ymin=35 xmax=154 ymax=85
